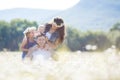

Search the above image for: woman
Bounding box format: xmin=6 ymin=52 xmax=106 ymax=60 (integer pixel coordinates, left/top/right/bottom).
xmin=44 ymin=17 xmax=65 ymax=49
xmin=20 ymin=27 xmax=37 ymax=60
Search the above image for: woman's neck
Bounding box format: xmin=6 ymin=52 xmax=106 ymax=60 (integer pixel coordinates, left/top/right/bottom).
xmin=49 ymin=28 xmax=56 ymax=33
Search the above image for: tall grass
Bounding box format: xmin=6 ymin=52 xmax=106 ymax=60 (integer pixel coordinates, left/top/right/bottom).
xmin=0 ymin=51 xmax=120 ymax=80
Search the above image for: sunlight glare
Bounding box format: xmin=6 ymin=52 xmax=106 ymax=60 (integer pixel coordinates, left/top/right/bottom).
xmin=0 ymin=0 xmax=80 ymax=10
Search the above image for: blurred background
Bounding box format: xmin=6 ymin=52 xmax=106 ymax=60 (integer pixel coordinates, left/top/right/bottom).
xmin=0 ymin=0 xmax=120 ymax=52
xmin=0 ymin=0 xmax=120 ymax=80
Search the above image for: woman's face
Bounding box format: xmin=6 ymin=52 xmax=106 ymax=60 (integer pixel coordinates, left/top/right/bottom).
xmin=52 ymin=23 xmax=58 ymax=30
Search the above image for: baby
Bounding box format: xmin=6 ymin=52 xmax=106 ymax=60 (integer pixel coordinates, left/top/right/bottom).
xmin=34 ymin=25 xmax=45 ymax=38
xmin=38 ymin=25 xmax=45 ymax=34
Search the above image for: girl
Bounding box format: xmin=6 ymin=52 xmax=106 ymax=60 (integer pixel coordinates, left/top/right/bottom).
xmin=20 ymin=27 xmax=37 ymax=60
xmin=27 ymin=35 xmax=51 ymax=60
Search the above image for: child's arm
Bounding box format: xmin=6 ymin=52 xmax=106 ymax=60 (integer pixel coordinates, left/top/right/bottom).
xmin=20 ymin=37 xmax=28 ymax=52
xmin=27 ymin=45 xmax=38 ymax=57
xmin=44 ymin=43 xmax=52 ymax=51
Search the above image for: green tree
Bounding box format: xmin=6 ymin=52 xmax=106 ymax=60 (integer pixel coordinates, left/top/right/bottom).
xmin=84 ymin=31 xmax=112 ymax=51
xmin=0 ymin=21 xmax=11 ymax=50
xmin=110 ymin=22 xmax=120 ymax=31
xmin=66 ymin=28 xmax=112 ymax=51
xmin=115 ymin=36 xmax=120 ymax=50
xmin=95 ymin=33 xmax=112 ymax=51
xmin=109 ymin=22 xmax=120 ymax=50
xmin=66 ymin=27 xmax=86 ymax=51
xmin=0 ymin=19 xmax=38 ymax=51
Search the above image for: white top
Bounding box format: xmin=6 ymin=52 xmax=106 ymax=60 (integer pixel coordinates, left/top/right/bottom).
xmin=45 ymin=32 xmax=52 ymax=40
xmin=32 ymin=49 xmax=51 ymax=60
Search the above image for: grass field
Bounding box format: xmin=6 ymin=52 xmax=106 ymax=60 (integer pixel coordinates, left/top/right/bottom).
xmin=0 ymin=51 xmax=120 ymax=80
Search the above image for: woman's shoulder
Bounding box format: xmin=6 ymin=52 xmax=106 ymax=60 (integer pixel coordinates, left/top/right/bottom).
xmin=44 ymin=23 xmax=52 ymax=29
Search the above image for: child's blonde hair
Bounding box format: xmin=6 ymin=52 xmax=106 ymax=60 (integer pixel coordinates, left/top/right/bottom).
xmin=23 ymin=26 xmax=36 ymax=35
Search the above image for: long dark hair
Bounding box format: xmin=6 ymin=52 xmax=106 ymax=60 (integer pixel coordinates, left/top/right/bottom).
xmin=54 ymin=17 xmax=65 ymax=44
xmin=57 ymin=25 xmax=65 ymax=44
xmin=44 ymin=17 xmax=65 ymax=44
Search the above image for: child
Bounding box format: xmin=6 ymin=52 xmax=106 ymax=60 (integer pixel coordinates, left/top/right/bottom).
xmin=26 ymin=34 xmax=51 ymax=59
xmin=38 ymin=25 xmax=45 ymax=34
xmin=33 ymin=25 xmax=45 ymax=42
xmin=34 ymin=25 xmax=45 ymax=38
xmin=20 ymin=27 xmax=37 ymax=60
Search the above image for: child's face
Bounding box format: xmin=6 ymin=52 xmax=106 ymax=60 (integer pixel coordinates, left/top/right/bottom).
xmin=26 ymin=31 xmax=34 ymax=38
xmin=29 ymin=31 xmax=34 ymax=37
xmin=38 ymin=27 xmax=44 ymax=33
xmin=37 ymin=36 xmax=46 ymax=45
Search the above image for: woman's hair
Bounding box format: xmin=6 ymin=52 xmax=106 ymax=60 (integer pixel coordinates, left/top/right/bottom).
xmin=53 ymin=17 xmax=65 ymax=44
xmin=57 ymin=25 xmax=65 ymax=44
xmin=44 ymin=17 xmax=65 ymax=44
xmin=53 ymin=17 xmax=64 ymax=26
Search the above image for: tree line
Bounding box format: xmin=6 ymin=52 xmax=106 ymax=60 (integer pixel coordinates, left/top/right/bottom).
xmin=66 ymin=22 xmax=120 ymax=51
xmin=0 ymin=19 xmax=38 ymax=51
xmin=0 ymin=19 xmax=120 ymax=51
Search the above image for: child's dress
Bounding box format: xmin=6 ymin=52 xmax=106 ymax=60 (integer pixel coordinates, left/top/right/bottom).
xmin=22 ymin=39 xmax=36 ymax=60
xmin=32 ymin=48 xmax=52 ymax=64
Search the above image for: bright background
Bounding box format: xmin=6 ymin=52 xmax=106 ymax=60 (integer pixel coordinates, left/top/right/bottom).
xmin=0 ymin=0 xmax=80 ymax=10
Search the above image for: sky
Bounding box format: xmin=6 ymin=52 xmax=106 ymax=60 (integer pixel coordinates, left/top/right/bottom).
xmin=0 ymin=0 xmax=80 ymax=10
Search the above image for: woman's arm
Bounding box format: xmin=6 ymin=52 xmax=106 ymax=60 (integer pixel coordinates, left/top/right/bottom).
xmin=46 ymin=38 xmax=59 ymax=49
xmin=20 ymin=37 xmax=28 ymax=52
